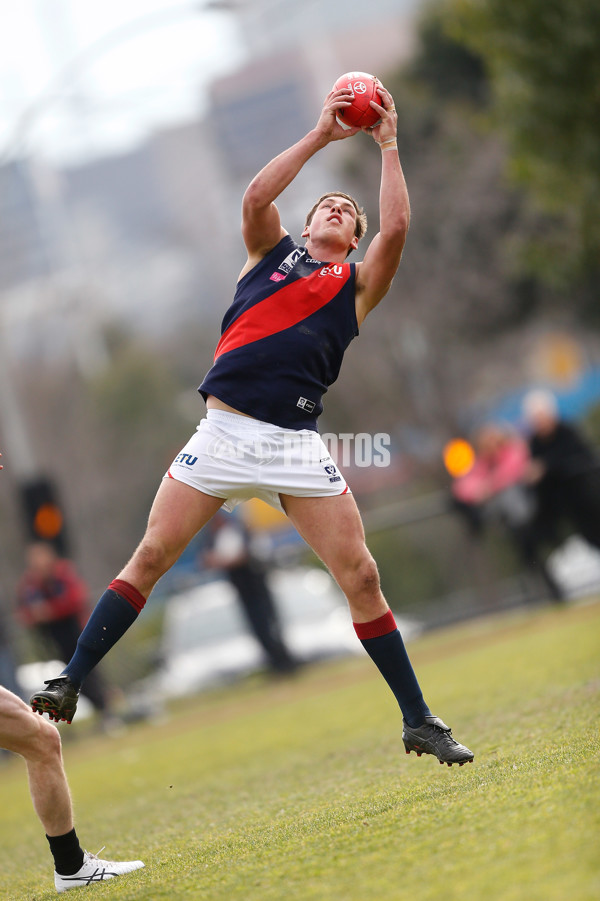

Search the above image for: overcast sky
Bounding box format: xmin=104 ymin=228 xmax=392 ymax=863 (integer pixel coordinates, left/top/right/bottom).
xmin=0 ymin=0 xmax=244 ymax=164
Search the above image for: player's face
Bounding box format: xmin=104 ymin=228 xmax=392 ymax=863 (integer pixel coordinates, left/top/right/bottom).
xmin=304 ymin=196 xmax=359 ymax=253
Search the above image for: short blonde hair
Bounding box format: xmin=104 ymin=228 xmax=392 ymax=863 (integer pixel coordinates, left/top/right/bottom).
xmin=304 ymin=192 xmax=368 ymax=251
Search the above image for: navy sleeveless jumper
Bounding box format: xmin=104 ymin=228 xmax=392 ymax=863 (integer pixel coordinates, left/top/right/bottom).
xmin=199 ymin=235 xmax=359 ymax=431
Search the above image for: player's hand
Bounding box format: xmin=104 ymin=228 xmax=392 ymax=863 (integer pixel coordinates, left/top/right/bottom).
xmin=315 ymin=87 xmax=362 ymax=143
xmin=364 ymin=82 xmax=397 ymax=147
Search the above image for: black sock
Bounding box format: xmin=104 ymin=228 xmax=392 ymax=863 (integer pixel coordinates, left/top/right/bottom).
xmin=62 ymin=581 xmax=145 ymax=689
xmin=354 ymin=611 xmax=431 ymax=728
xmin=46 ymin=828 xmax=85 ymax=875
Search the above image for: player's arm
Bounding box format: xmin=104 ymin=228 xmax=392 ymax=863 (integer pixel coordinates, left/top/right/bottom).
xmin=239 ymin=87 xmax=361 ymax=278
xmin=355 ymin=86 xmax=409 ymax=327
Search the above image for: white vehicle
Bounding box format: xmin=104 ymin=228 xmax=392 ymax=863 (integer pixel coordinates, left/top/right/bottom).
xmin=546 ymin=535 xmax=600 ymax=599
xmin=148 ymin=566 xmax=421 ymax=699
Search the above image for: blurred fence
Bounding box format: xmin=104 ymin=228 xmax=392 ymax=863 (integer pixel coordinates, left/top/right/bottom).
xmin=359 ymin=490 xmax=597 ymax=630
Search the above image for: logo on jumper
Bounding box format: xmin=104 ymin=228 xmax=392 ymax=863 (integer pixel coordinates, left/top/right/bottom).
xmin=319 ymin=265 xmax=344 ymax=279
xmin=278 ymin=247 xmax=305 ymax=275
xmin=352 ymin=80 xmax=367 ymax=95
xmin=324 ymin=465 xmax=337 ymax=475
xmin=269 ymin=271 xmax=286 ymax=282
xmin=174 ymin=453 xmax=198 ymax=466
xmin=297 ymin=397 xmax=316 ymax=412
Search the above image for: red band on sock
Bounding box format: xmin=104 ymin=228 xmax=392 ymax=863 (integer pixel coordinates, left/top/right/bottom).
xmin=108 ymin=579 xmax=147 ymax=614
xmin=353 ymin=610 xmax=397 ymax=640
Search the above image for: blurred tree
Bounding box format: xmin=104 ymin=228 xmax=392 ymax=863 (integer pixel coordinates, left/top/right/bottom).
xmin=331 ymin=0 xmax=600 ymax=466
xmin=6 ymin=334 xmax=192 ymax=592
xmin=409 ymin=2 xmax=488 ymax=105
xmin=89 ymin=336 xmax=191 ymax=539
xmin=92 ymin=338 xmax=179 ymax=432
xmin=447 ymin=0 xmax=600 ymax=311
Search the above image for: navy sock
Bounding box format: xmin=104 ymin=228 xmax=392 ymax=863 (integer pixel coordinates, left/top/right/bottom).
xmin=62 ymin=580 xmax=146 ymax=690
xmin=354 ymin=611 xmax=431 ymax=728
xmin=46 ymin=827 xmax=85 ymax=876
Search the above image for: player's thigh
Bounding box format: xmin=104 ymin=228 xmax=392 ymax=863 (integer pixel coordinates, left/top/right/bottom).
xmin=0 ymin=686 xmax=48 ymax=757
xmin=145 ymin=477 xmax=224 ymax=553
xmin=280 ymin=492 xmax=369 ymax=573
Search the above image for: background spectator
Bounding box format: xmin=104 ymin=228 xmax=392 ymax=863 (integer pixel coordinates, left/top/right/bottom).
xmin=15 ymin=543 xmax=113 ymax=721
xmin=523 ymin=390 xmax=600 ymax=553
xmin=200 ymin=513 xmax=299 ymax=677
xmin=451 ymin=422 xmax=564 ymax=601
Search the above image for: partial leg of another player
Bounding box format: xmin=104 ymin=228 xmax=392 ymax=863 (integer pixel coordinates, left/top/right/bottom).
xmin=1 ymin=686 xmax=73 ymax=835
xmin=0 ymin=686 xmax=144 ymax=892
xmin=280 ymin=492 xmax=474 ymax=765
xmin=31 ymin=479 xmax=224 ymax=722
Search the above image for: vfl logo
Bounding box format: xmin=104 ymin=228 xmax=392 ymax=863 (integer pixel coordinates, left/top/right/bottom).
xmin=271 ymin=247 xmax=306 ymax=281
xmin=278 ymin=247 xmax=305 ymax=275
xmin=174 ymin=453 xmax=198 ymax=466
xmin=323 ymin=462 xmax=341 ymax=483
xmin=319 ymin=265 xmax=344 ymax=279
xmin=297 ymin=397 xmax=316 ymax=412
xmin=352 ymin=80 xmax=367 ymax=95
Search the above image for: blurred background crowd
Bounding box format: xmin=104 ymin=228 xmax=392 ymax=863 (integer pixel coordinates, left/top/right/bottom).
xmin=1 ymin=0 xmax=599 ymax=720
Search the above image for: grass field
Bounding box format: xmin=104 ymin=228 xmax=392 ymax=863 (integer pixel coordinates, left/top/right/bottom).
xmin=1 ymin=599 xmax=599 ymax=901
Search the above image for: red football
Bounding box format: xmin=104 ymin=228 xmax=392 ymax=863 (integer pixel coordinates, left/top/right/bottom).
xmin=333 ymin=71 xmax=382 ymax=129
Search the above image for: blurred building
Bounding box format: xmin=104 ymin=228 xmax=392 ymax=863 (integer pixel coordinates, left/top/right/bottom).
xmin=0 ymin=160 xmax=51 ymax=291
xmin=0 ymin=0 xmax=418 ymax=356
xmin=236 ymin=0 xmax=416 ymax=73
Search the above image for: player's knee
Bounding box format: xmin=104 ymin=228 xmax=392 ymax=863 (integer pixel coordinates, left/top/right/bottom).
xmin=338 ymin=550 xmax=380 ymax=599
xmin=14 ymin=712 xmax=62 ymax=763
xmin=38 ymin=718 xmax=63 ymax=762
xmin=355 ymin=555 xmax=381 ymax=597
xmin=133 ymin=537 xmax=173 ymax=579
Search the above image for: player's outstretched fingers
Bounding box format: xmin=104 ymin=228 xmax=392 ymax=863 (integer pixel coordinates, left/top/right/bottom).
xmin=374 ymin=84 xmax=397 ymax=120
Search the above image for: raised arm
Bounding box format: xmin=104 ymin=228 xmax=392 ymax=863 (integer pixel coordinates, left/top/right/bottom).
xmin=355 ymin=85 xmax=410 ymax=326
xmin=239 ymin=87 xmax=361 ymax=279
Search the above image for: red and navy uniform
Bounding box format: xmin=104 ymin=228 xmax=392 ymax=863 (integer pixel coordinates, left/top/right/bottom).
xmin=199 ymin=235 xmax=359 ymax=430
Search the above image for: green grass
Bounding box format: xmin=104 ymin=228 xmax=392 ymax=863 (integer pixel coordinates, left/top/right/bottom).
xmin=1 ymin=600 xmax=599 ymax=900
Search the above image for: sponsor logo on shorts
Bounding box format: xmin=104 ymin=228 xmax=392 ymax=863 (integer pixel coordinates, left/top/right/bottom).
xmin=297 ymin=396 xmax=316 ymax=412
xmin=173 ymin=453 xmax=198 ymax=466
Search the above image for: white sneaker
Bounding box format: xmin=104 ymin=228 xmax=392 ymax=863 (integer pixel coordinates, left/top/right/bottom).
xmin=55 ymin=849 xmax=145 ymax=892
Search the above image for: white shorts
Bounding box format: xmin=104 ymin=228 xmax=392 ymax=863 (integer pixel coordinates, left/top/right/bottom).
xmin=165 ymin=409 xmax=350 ymax=513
